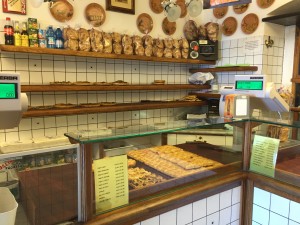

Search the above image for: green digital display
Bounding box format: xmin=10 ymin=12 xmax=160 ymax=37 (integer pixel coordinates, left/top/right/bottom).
xmin=0 ymin=83 xmax=17 ymax=99
xmin=235 ymin=80 xmax=263 ymax=90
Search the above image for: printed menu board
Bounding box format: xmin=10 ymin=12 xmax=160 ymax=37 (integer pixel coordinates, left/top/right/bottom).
xmin=250 ymin=135 xmax=280 ymax=178
xmin=94 ymin=155 xmax=128 ymax=212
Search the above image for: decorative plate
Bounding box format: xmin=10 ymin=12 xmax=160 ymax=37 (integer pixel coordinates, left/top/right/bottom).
xmin=222 ymin=17 xmax=237 ymax=36
xmin=49 ymin=0 xmax=74 ymax=22
xmin=137 ymin=13 xmax=153 ymax=34
xmin=85 ymin=3 xmax=106 ymax=27
xmin=241 ymin=13 xmax=259 ymax=34
xmin=233 ymin=4 xmax=249 ymax=14
xmin=150 ymin=0 xmax=164 ymax=14
xmin=162 ymin=17 xmax=176 ymax=36
xmin=176 ymin=0 xmax=187 ymax=18
xmin=256 ymin=0 xmax=275 ymax=9
xmin=213 ymin=6 xmax=228 ymax=19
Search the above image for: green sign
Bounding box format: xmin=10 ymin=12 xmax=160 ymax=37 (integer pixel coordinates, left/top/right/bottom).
xmin=0 ymin=83 xmax=17 ymax=99
xmin=250 ymin=135 xmax=280 ymax=177
xmin=235 ymin=80 xmax=263 ymax=90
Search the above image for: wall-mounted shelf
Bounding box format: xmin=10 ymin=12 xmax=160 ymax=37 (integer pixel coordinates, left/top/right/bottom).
xmin=0 ymin=45 xmax=215 ymax=65
xmin=291 ymin=78 xmax=300 ymax=83
xmin=23 ymin=101 xmax=207 ymax=118
xmin=189 ymin=92 xmax=221 ymax=99
xmin=262 ymin=12 xmax=300 ymax=26
xmin=189 ymin=66 xmax=258 ymax=73
xmin=21 ymin=84 xmax=211 ymax=92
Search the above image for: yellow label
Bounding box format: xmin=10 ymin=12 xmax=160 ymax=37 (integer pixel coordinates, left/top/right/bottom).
xmin=21 ymin=35 xmax=29 ymax=47
xmin=93 ymin=155 xmax=129 ymax=213
xmin=14 ymin=33 xmax=21 ymax=46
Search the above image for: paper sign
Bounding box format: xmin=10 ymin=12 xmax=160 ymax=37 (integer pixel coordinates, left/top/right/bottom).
xmin=250 ymin=135 xmax=280 ymax=177
xmin=94 ymin=155 xmax=128 ymax=213
xmin=244 ymin=37 xmax=262 ymax=55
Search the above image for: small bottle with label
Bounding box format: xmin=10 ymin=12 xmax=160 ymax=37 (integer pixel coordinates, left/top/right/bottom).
xmin=14 ymin=21 xmax=21 ymax=46
xmin=4 ymin=17 xmax=14 ymax=45
xmin=54 ymin=27 xmax=64 ymax=49
xmin=46 ymin=25 xmax=55 ymax=48
xmin=21 ymin=22 xmax=29 ymax=47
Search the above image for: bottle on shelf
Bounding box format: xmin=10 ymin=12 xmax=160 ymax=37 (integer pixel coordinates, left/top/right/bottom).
xmin=21 ymin=22 xmax=29 ymax=47
xmin=54 ymin=27 xmax=64 ymax=49
xmin=46 ymin=25 xmax=55 ymax=48
xmin=14 ymin=21 xmax=21 ymax=46
xmin=4 ymin=17 xmax=14 ymax=45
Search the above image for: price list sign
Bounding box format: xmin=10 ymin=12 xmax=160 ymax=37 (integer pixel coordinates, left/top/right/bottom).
xmin=93 ymin=155 xmax=128 ymax=212
xmin=250 ymin=135 xmax=280 ymax=178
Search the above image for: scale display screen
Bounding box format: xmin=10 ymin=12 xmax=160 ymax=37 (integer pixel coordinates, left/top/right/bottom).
xmin=0 ymin=83 xmax=18 ymax=99
xmin=235 ymin=80 xmax=263 ymax=90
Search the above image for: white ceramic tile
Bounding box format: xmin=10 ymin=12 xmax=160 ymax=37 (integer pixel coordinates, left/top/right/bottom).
xmin=31 ymin=118 xmax=45 ymax=129
xmin=78 ymin=115 xmax=88 ymax=125
xmin=289 ymin=220 xmax=300 ymax=225
xmin=53 ymin=60 xmax=65 ymax=72
xmin=76 ymin=61 xmax=87 ymax=73
xmin=31 ymin=129 xmax=45 ymax=138
xmin=193 ymin=198 xmax=207 ymax=220
xmin=252 ymin=204 xmax=269 ymax=225
xmin=232 ymin=186 xmax=241 ymax=204
xmin=269 ymin=212 xmax=288 ymax=225
xmin=270 ymin=193 xmax=290 ymax=217
xmin=44 ymin=128 xmax=57 ymax=137
xmin=290 ymin=200 xmax=300 ymax=223
xmin=231 ymin=203 xmax=240 ymax=222
xmin=1 ymin=57 xmax=16 ymax=71
xmin=253 ymin=187 xmax=270 ymax=209
xmin=4 ymin=131 xmax=19 ymax=142
xmin=206 ymin=211 xmax=219 ymax=225
xmin=193 ymin=217 xmax=206 ymax=225
xmin=19 ymin=131 xmax=32 ymax=141
xmin=18 ymin=118 xmax=32 ymax=131
xmin=66 ymin=61 xmax=77 ymax=72
xmin=160 ymin=209 xmax=177 ymax=225
xmin=220 ymin=190 xmax=232 ymax=210
xmin=141 ymin=216 xmax=159 ymax=225
xmin=44 ymin=117 xmax=56 ymax=128
xmin=219 ymin=207 xmax=231 ymax=225
xmin=207 ymin=194 xmax=220 ymax=215
xmin=252 ymin=221 xmax=261 ymax=225
xmin=133 ymin=223 xmax=141 ymax=225
xmin=230 ymin=220 xmax=239 ymax=225
xmin=177 ymin=204 xmax=193 ymax=225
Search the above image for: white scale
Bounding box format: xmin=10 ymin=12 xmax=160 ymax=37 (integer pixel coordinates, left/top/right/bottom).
xmin=219 ymin=75 xmax=289 ymax=118
xmin=0 ymin=73 xmax=28 ymax=129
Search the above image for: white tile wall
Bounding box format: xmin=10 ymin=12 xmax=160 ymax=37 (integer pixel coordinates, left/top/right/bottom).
xmin=252 ymin=187 xmax=300 ymax=225
xmin=135 ymin=186 xmax=241 ymax=225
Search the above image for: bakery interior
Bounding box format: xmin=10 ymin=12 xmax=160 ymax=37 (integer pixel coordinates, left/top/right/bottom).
xmin=0 ymin=0 xmax=300 ymax=225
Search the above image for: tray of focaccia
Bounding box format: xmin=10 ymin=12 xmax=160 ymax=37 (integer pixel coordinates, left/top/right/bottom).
xmin=127 ymin=143 xmax=242 ymax=199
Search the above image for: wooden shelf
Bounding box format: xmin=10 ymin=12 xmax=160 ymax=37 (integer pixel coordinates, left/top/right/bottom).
xmin=291 ymin=107 xmax=300 ymax=112
xmin=23 ymin=101 xmax=207 ymax=118
xmin=189 ymin=92 xmax=221 ymax=99
xmin=0 ymin=45 xmax=215 ymax=65
xmin=262 ymin=12 xmax=300 ymax=26
xmin=189 ymin=66 xmax=258 ymax=73
xmin=21 ymin=84 xmax=211 ymax=92
xmin=291 ymin=77 xmax=300 ymax=83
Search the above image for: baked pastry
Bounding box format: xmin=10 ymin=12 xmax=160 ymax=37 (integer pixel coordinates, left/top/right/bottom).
xmin=182 ymin=48 xmax=189 ymax=59
xmin=135 ymin=45 xmax=145 ymax=56
xmin=145 ymin=45 xmax=153 ymax=57
xmin=267 ymin=125 xmax=289 ymax=142
xmin=133 ymin=35 xmax=143 ymax=47
xmin=79 ymin=40 xmax=91 ymax=51
xmin=123 ymin=45 xmax=133 ymax=55
xmin=163 ymin=48 xmax=173 ymax=58
xmin=172 ymin=48 xmax=181 ymax=59
xmin=154 ymin=38 xmax=164 ymax=49
xmin=64 ymin=39 xmax=79 ymax=51
xmin=78 ymin=28 xmax=89 ymax=42
xmin=172 ymin=39 xmax=180 ymax=49
xmin=122 ymin=34 xmax=133 ymax=46
xmin=198 ymin=25 xmax=207 ymax=39
xmin=103 ymin=32 xmax=112 ymax=47
xmin=63 ymin=27 xmax=78 ymax=40
xmin=54 ymin=103 xmax=77 ymax=108
xmin=143 ymin=35 xmax=153 ymax=46
xmin=153 ymin=46 xmax=164 ymax=57
xmin=206 ymin=22 xmax=219 ymax=42
xmin=164 ymin=38 xmax=173 ymax=49
xmin=179 ymin=38 xmax=189 ymax=49
xmin=112 ymin=32 xmax=122 ymax=43
xmin=113 ymin=42 xmax=123 ymax=54
xmin=128 ymin=159 xmax=136 ymax=168
xmin=128 ymin=167 xmax=166 ymax=189
xmin=90 ymin=29 xmax=103 ymax=52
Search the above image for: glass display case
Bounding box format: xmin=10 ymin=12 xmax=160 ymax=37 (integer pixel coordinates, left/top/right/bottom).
xmin=0 ymin=144 xmax=79 ymax=225
xmin=65 ymin=118 xmax=246 ymax=220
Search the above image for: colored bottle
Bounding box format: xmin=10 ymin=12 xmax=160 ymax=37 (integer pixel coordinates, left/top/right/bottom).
xmin=4 ymin=17 xmax=14 ymax=45
xmin=21 ymin=22 xmax=29 ymax=47
xmin=14 ymin=21 xmax=21 ymax=46
xmin=46 ymin=25 xmax=55 ymax=48
xmin=54 ymin=27 xmax=64 ymax=49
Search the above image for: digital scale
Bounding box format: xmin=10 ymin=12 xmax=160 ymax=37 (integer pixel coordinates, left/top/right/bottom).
xmin=219 ymin=75 xmax=289 ymax=118
xmin=0 ymin=73 xmax=28 ymax=129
